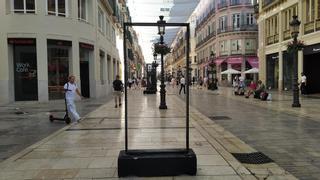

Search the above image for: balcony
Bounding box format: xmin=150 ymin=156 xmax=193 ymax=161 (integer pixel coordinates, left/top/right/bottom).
xmin=196 ymin=31 xmax=216 ymax=48
xmin=245 ymin=49 xmax=256 ymax=55
xmin=266 ymin=34 xmax=279 ymax=45
xmin=283 ymin=29 xmax=291 ymax=41
xmin=303 ymin=19 xmax=320 ymax=35
xmin=218 ymin=2 xmax=228 ymax=10
xmin=217 ymin=24 xmax=258 ymax=34
xmin=231 ymin=50 xmax=242 ymax=55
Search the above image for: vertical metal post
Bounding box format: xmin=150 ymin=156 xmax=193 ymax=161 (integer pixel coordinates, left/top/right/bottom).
xmin=159 ymin=35 xmax=167 ymax=109
xmin=186 ymin=24 xmax=190 ymax=151
xmin=123 ymin=24 xmax=128 ymax=152
xmin=292 ymin=35 xmax=301 ymax=107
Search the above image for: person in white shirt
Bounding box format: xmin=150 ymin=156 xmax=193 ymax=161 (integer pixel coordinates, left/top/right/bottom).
xmin=203 ymin=76 xmax=208 ymax=89
xmin=300 ymin=72 xmax=307 ymax=95
xmin=179 ymin=76 xmax=186 ymax=94
xmin=64 ymin=75 xmax=83 ymax=123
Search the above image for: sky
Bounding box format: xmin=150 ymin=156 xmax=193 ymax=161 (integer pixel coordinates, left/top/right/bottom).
xmin=127 ymin=0 xmax=200 ymax=63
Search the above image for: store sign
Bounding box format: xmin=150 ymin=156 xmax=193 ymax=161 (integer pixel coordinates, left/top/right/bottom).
xmin=8 ymin=38 xmax=35 ymax=45
xmin=80 ymin=42 xmax=94 ymax=50
xmin=16 ymin=62 xmax=30 ymax=73
xmin=47 ymin=39 xmax=72 ymax=46
xmin=304 ymin=43 xmax=320 ymax=55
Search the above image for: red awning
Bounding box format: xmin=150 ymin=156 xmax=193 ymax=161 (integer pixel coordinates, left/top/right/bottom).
xmin=246 ymin=57 xmax=259 ymax=68
xmin=200 ymin=61 xmax=210 ymax=68
xmin=214 ymin=58 xmax=225 ymax=66
xmin=227 ymin=57 xmax=243 ymax=64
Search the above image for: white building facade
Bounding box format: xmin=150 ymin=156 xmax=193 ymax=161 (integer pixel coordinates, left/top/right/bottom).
xmin=0 ymin=0 xmax=126 ymax=104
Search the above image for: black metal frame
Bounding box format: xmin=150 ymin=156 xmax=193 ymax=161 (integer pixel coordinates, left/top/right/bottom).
xmin=123 ymin=22 xmax=190 ymax=152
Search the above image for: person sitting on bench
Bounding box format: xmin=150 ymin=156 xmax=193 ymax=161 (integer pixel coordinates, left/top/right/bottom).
xmin=254 ymin=80 xmax=266 ymax=99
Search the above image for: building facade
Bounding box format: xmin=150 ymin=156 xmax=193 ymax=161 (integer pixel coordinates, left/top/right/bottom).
xmin=165 ymin=12 xmax=198 ymax=81
xmin=195 ymin=0 xmax=258 ymax=85
xmin=0 ymin=0 xmax=135 ymax=104
xmin=257 ymin=0 xmax=320 ymax=94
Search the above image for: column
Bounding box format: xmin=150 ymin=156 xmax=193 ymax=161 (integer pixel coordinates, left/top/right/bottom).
xmin=37 ymin=35 xmax=49 ymax=102
xmin=278 ymin=50 xmax=283 ymax=91
xmin=71 ymin=39 xmax=80 ymax=81
xmin=227 ymin=63 xmax=232 ymax=84
xmin=0 ymin=34 xmax=11 ymax=103
xmin=298 ymin=50 xmax=303 ymax=82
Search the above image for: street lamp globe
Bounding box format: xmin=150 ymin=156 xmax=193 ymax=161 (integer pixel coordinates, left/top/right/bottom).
xmin=157 ymin=15 xmax=166 ymax=35
xmin=290 ymin=15 xmax=301 ymax=38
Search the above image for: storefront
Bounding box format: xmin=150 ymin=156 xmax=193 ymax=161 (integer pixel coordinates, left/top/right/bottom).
xmin=266 ymin=53 xmax=279 ymax=89
xmin=8 ymin=38 xmax=38 ymax=101
xmin=47 ymin=39 xmax=72 ymax=100
xmin=79 ymin=42 xmax=94 ymax=98
xmin=282 ymin=51 xmax=293 ymax=91
xmin=303 ymin=43 xmax=320 ymax=94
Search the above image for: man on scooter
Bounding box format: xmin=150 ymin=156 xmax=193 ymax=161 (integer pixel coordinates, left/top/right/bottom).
xmin=64 ymin=75 xmax=83 ymax=123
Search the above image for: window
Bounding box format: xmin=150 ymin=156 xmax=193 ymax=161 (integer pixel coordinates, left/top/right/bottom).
xmin=47 ymin=0 xmax=68 ymax=17
xmin=232 ymin=13 xmax=241 ymax=29
xmin=106 ymin=19 xmax=110 ymax=37
xmin=112 ymin=27 xmax=116 ymax=42
xmin=231 ymin=39 xmax=242 ymax=51
xmin=100 ymin=51 xmax=105 ymax=84
xmin=219 ymin=16 xmax=227 ymax=31
xmin=12 ymin=0 xmax=36 ymax=13
xmin=98 ymin=7 xmax=105 ymax=33
xmin=245 ymin=39 xmax=256 ymax=50
xmin=246 ymin=13 xmax=254 ymax=25
xmin=78 ymin=0 xmax=88 ymax=21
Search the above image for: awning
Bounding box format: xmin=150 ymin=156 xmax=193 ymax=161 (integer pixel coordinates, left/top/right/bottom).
xmin=246 ymin=57 xmax=259 ymax=68
xmin=227 ymin=57 xmax=243 ymax=64
xmin=244 ymin=68 xmax=259 ymax=74
xmin=200 ymin=61 xmax=210 ymax=68
xmin=220 ymin=68 xmax=241 ymax=75
xmin=214 ymin=58 xmax=226 ymax=66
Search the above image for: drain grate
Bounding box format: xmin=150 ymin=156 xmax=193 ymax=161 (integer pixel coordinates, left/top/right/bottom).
xmin=209 ymin=116 xmax=232 ymax=120
xmin=231 ymin=152 xmax=274 ymax=164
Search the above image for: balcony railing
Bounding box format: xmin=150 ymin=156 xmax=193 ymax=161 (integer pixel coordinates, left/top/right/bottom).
xmin=196 ymin=31 xmax=216 ymax=48
xmin=230 ymin=0 xmax=241 ymax=6
xmin=218 ymin=2 xmax=228 ymax=9
xmin=217 ymin=24 xmax=258 ymax=34
xmin=266 ymin=34 xmax=279 ymax=45
xmin=303 ymin=19 xmax=320 ymax=35
xmin=262 ymin=0 xmax=279 ymax=8
xmin=283 ymin=29 xmax=291 ymax=41
xmin=195 ymin=8 xmax=216 ymax=31
xmin=231 ymin=50 xmax=242 ymax=55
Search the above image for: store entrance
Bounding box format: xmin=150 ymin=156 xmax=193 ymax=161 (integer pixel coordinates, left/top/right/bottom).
xmin=304 ymin=53 xmax=320 ymax=94
xmin=13 ymin=45 xmax=38 ymax=101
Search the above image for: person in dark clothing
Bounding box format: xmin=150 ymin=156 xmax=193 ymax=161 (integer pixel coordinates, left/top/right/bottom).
xmin=113 ymin=75 xmax=123 ymax=108
xmin=179 ymin=76 xmax=186 ymax=95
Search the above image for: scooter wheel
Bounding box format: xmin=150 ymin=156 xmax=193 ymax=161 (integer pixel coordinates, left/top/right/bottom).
xmin=49 ymin=115 xmax=54 ymax=122
xmin=65 ymin=117 xmax=71 ymax=124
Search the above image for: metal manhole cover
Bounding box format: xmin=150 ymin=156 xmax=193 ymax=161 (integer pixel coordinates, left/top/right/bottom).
xmin=209 ymin=116 xmax=232 ymax=120
xmin=231 ymin=152 xmax=274 ymax=164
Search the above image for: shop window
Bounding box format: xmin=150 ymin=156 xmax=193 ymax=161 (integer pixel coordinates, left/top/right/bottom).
xmin=11 ymin=0 xmax=36 ymax=13
xmin=47 ymin=0 xmax=68 ymax=17
xmin=78 ymin=0 xmax=88 ymax=21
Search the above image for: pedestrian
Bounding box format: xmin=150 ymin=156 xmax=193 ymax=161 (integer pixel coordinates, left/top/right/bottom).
xmin=171 ymin=78 xmax=176 ymax=88
xmin=113 ymin=75 xmax=123 ymax=108
xmin=300 ymin=72 xmax=307 ymax=95
xmin=254 ymin=80 xmax=266 ymax=99
xmin=179 ymin=75 xmax=186 ymax=94
xmin=198 ymin=77 xmax=203 ymax=89
xmin=204 ymin=76 xmax=208 ymax=89
xmin=128 ymin=78 xmax=132 ymax=89
xmin=64 ymin=75 xmax=83 ymax=123
xmin=192 ymin=76 xmax=196 ymax=86
xmin=245 ymin=80 xmax=257 ymax=98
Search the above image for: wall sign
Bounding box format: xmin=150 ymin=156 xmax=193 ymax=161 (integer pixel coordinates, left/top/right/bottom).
xmin=79 ymin=42 xmax=94 ymax=50
xmin=304 ymin=43 xmax=320 ymax=55
xmin=47 ymin=39 xmax=72 ymax=46
xmin=8 ymin=38 xmax=35 ymax=45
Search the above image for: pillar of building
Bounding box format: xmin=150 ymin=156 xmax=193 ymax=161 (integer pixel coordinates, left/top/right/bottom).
xmin=0 ymin=34 xmax=10 ymax=104
xmin=36 ymin=35 xmax=49 ymax=102
xmin=278 ymin=50 xmax=283 ymax=91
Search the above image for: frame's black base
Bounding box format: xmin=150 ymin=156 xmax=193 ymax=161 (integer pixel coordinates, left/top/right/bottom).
xmin=118 ymin=149 xmax=197 ymax=177
xmin=143 ymin=90 xmax=157 ymax=94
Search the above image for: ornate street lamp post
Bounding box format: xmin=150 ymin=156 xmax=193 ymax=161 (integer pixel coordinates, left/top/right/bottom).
xmin=209 ymin=51 xmax=216 ymax=90
xmin=157 ymin=15 xmax=167 ymax=109
xmin=290 ymin=15 xmax=301 ymax=107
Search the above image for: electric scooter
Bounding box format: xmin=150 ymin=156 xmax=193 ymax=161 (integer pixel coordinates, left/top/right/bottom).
xmin=49 ymin=95 xmax=71 ymax=124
